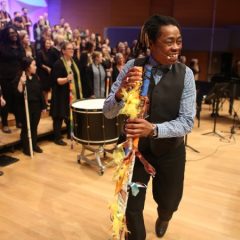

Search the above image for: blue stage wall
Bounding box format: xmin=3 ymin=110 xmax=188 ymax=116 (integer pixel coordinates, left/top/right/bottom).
xmin=105 ymin=26 xmax=240 ymax=52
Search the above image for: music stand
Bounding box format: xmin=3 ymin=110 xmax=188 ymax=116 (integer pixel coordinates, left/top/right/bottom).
xmin=229 ymin=108 xmax=240 ymax=140
xmin=196 ymin=104 xmax=201 ymax=128
xmin=202 ymin=83 xmax=229 ymax=139
xmin=228 ymin=77 xmax=240 ymax=115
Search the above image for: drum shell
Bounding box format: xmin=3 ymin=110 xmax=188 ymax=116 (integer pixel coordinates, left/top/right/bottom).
xmin=72 ymin=100 xmax=124 ymax=145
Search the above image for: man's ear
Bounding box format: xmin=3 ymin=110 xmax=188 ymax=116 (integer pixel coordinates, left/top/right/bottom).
xmin=148 ymin=40 xmax=154 ymax=50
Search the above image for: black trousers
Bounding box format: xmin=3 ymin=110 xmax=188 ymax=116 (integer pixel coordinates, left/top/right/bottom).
xmin=0 ymin=104 xmax=8 ymax=126
xmin=20 ymin=102 xmax=41 ymax=152
xmin=1 ymin=81 xmax=13 ymax=126
xmin=126 ymin=143 xmax=186 ymax=240
xmin=53 ymin=117 xmax=70 ymax=141
xmin=0 ymin=79 xmax=22 ymax=127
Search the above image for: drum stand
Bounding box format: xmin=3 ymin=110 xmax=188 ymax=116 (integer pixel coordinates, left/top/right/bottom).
xmin=77 ymin=144 xmax=115 ymax=175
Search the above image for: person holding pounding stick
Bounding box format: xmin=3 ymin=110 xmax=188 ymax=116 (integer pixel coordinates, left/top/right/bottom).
xmin=103 ymin=15 xmax=196 ymax=239
xmin=17 ymin=57 xmax=46 ymax=156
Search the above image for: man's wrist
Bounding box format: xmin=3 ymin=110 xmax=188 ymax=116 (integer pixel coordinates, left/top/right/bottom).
xmin=150 ymin=124 xmax=158 ymax=138
xmin=115 ymin=88 xmax=123 ymax=102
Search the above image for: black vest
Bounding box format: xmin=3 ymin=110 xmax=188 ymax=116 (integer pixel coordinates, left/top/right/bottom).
xmin=134 ymin=57 xmax=185 ymax=157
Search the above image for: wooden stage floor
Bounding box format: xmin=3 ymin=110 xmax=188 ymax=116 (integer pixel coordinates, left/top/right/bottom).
xmin=0 ymin=101 xmax=240 ymax=240
xmin=0 ymin=112 xmax=53 ymax=149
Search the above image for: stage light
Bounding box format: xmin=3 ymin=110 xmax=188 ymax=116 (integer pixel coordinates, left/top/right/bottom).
xmin=16 ymin=0 xmax=47 ymax=7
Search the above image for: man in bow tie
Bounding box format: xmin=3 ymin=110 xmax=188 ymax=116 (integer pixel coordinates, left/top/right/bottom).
xmin=104 ymin=15 xmax=196 ymax=239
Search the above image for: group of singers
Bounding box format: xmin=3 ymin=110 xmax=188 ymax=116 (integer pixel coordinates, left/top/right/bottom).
xmin=0 ymin=4 xmax=145 ymax=156
xmin=0 ymin=3 xmax=239 ymax=239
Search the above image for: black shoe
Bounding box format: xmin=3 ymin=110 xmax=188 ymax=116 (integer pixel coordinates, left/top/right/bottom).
xmin=23 ymin=149 xmax=31 ymax=156
xmin=54 ymin=139 xmax=67 ymax=146
xmin=0 ymin=171 xmax=4 ymax=176
xmin=2 ymin=126 xmax=11 ymax=133
xmin=33 ymin=145 xmax=43 ymax=153
xmin=155 ymin=218 xmax=169 ymax=238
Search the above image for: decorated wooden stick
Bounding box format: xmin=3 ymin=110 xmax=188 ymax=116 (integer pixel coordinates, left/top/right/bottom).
xmin=110 ymin=65 xmax=156 ymax=240
xmin=68 ymin=71 xmax=74 ymax=149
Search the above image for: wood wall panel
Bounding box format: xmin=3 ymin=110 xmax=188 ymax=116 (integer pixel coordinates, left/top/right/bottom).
xmin=215 ymin=0 xmax=240 ymax=27
xmin=173 ymin=0 xmax=214 ymax=27
xmin=61 ymin=0 xmax=111 ymax=34
xmin=149 ymin=0 xmax=174 ymax=16
xmin=59 ymin=0 xmax=240 ymax=34
xmin=110 ymin=0 xmax=150 ymax=26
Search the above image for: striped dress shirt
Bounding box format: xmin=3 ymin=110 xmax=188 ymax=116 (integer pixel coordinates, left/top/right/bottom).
xmin=103 ymin=56 xmax=196 ymax=138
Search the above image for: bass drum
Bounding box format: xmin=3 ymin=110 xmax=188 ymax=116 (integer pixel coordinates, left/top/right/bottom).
xmin=72 ymin=99 xmax=124 ymax=145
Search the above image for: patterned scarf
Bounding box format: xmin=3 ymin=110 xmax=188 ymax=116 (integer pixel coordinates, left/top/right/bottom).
xmin=61 ymin=57 xmax=83 ymax=101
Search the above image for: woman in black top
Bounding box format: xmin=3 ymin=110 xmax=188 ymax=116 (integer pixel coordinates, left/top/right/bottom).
xmin=0 ymin=26 xmax=25 ymax=133
xmin=189 ymin=58 xmax=200 ymax=81
xmin=17 ymin=57 xmax=46 ymax=156
xmin=85 ymin=51 xmax=106 ymax=98
xmin=20 ymin=31 xmax=35 ymax=58
xmin=112 ymin=53 xmax=125 ymax=84
xmin=50 ymin=41 xmax=83 ymax=145
xmin=78 ymin=41 xmax=94 ymax=98
xmin=36 ymin=38 xmax=54 ymax=106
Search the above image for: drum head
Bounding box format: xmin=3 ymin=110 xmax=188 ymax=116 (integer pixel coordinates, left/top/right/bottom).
xmin=72 ymin=98 xmax=105 ymax=112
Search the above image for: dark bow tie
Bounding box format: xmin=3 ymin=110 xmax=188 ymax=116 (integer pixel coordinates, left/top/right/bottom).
xmin=152 ymin=65 xmax=170 ymax=75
